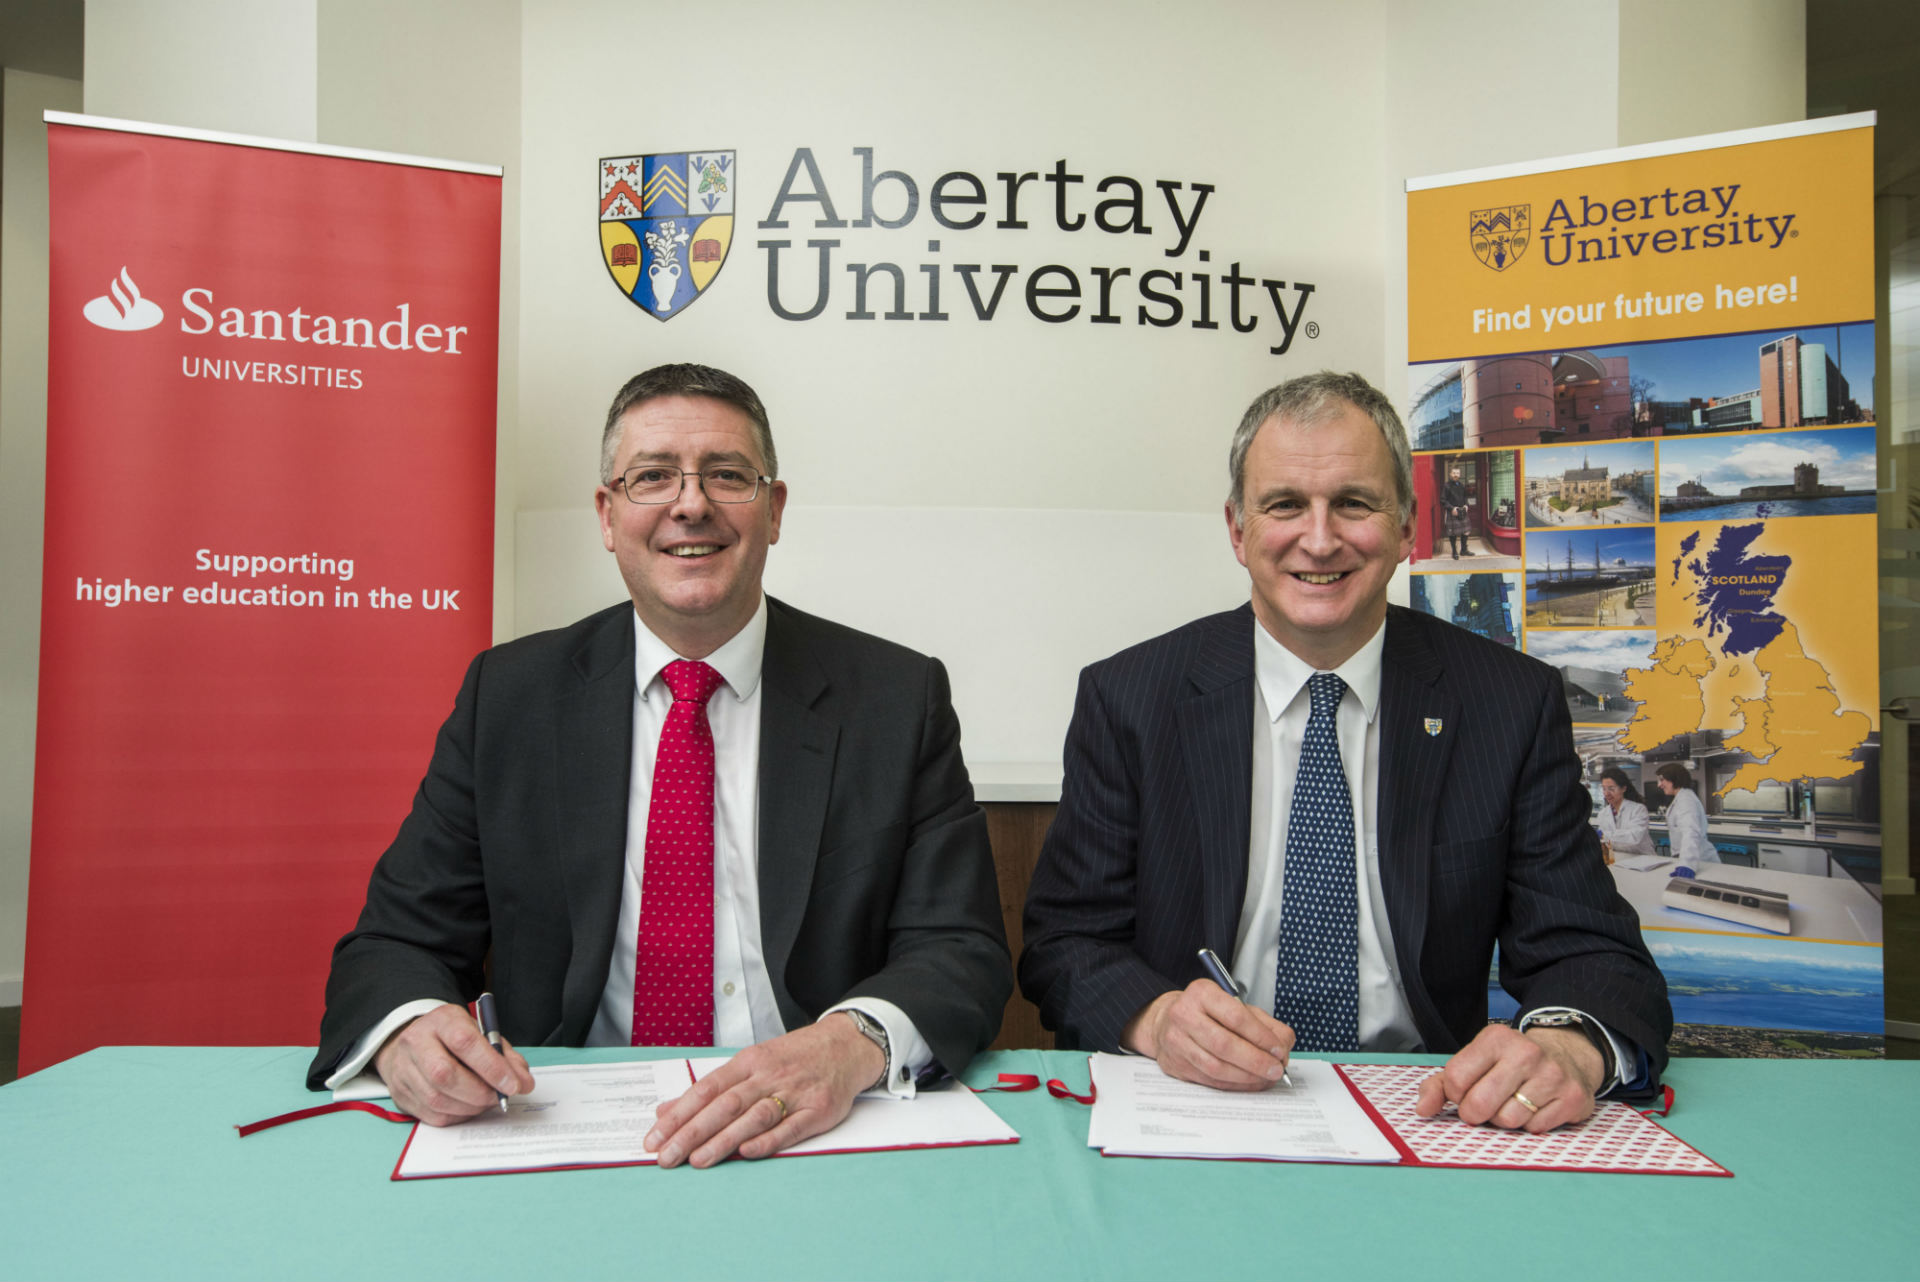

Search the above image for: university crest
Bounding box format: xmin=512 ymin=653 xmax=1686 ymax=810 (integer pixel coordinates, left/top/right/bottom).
xmin=1468 ymin=204 xmax=1530 ymax=272
xmin=600 ymin=151 xmax=735 ymax=319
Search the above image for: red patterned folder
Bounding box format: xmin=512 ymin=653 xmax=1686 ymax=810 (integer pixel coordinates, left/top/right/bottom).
xmin=1335 ymin=1063 xmax=1730 ymax=1177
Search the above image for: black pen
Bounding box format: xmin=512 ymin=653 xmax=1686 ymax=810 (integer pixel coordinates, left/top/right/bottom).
xmin=475 ymin=991 xmax=509 ymax=1112
xmin=1197 ymin=948 xmax=1293 ymax=1087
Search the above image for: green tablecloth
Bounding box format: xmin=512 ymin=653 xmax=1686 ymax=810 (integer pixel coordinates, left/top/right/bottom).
xmin=1 ymin=1046 xmax=1910 ymax=1280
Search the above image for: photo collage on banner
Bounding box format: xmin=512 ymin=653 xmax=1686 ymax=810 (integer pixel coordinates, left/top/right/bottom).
xmin=1407 ymin=117 xmax=1883 ymax=1057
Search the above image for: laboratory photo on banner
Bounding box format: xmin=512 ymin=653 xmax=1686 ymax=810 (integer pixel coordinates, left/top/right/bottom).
xmin=1559 ymin=730 xmax=1884 ymax=1058
xmin=1409 ymin=115 xmax=1884 ymax=1058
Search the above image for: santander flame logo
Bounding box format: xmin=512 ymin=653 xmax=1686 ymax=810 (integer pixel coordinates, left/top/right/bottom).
xmin=82 ymin=267 xmax=165 ymax=331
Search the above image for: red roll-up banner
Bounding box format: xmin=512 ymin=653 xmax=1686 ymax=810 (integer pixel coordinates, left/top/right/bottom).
xmin=22 ymin=115 xmax=501 ymax=1073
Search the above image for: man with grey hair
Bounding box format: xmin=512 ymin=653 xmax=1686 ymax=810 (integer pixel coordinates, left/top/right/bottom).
xmin=313 ymin=362 xmax=1010 ymax=1167
xmin=1022 ymin=370 xmax=1668 ymax=1132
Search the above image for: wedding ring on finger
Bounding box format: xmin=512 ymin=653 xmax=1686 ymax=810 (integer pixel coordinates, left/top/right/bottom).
xmin=767 ymin=1094 xmax=788 ymax=1122
xmin=1511 ymin=1090 xmax=1541 ymax=1115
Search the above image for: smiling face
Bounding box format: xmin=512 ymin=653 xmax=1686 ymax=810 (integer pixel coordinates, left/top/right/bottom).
xmin=594 ymin=395 xmax=786 ymax=658
xmin=1601 ymin=777 xmax=1625 ymax=808
xmin=1226 ymin=404 xmax=1414 ymax=670
xmin=1657 ymin=775 xmax=1678 ymax=797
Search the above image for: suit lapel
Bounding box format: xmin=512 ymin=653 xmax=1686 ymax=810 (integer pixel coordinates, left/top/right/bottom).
xmin=553 ymin=608 xmax=639 ymax=1043
xmin=756 ymin=602 xmax=838 ymax=1022
xmin=1176 ymin=607 xmax=1256 ymax=957
xmin=1376 ymin=608 xmax=1458 ymax=1045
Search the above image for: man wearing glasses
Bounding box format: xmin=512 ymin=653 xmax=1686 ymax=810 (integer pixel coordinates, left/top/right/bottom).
xmin=310 ymin=364 xmax=1010 ymax=1167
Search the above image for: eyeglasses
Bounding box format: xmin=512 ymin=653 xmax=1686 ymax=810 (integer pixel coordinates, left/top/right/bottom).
xmin=607 ymin=465 xmax=773 ymax=505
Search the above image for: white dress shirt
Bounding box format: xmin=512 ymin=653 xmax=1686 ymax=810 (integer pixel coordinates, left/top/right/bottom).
xmin=1233 ymin=619 xmax=1424 ymax=1049
xmin=328 ymin=595 xmax=930 ymax=1097
xmin=1232 ymin=616 xmax=1634 ymax=1089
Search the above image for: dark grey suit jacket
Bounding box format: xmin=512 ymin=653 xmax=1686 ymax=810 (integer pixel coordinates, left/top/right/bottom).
xmin=1020 ymin=604 xmax=1669 ymax=1078
xmin=309 ymin=597 xmax=1010 ymax=1089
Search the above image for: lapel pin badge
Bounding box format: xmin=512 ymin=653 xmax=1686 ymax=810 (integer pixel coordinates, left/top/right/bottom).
xmin=1424 ymin=718 xmax=1443 ymax=736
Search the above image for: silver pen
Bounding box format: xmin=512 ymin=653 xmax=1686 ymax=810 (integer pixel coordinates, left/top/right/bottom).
xmin=475 ymin=991 xmax=510 ymax=1112
xmin=1197 ymin=948 xmax=1293 ymax=1087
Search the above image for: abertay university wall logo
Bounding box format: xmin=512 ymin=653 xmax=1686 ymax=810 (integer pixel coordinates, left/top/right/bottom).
xmin=83 ymin=267 xmax=165 ymax=330
xmin=599 ymin=151 xmax=736 ymax=320
xmin=1470 ymin=204 xmax=1530 ymax=272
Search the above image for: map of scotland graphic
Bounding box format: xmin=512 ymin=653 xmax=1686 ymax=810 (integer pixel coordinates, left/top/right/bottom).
xmin=1622 ymin=514 xmax=1876 ymax=791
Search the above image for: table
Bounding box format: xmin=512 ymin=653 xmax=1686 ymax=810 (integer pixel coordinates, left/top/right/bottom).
xmin=2 ymin=1047 xmax=1913 ymax=1280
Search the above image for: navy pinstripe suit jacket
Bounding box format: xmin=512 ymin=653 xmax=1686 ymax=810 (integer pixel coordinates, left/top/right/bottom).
xmin=1020 ymin=604 xmax=1670 ymax=1078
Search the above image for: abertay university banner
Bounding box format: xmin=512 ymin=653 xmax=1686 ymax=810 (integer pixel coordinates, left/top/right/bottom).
xmin=1405 ymin=115 xmax=1883 ymax=1056
xmin=23 ymin=116 xmax=500 ymax=1073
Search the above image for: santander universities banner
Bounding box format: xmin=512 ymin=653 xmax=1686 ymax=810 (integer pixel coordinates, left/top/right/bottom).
xmin=23 ymin=116 xmax=501 ymax=1073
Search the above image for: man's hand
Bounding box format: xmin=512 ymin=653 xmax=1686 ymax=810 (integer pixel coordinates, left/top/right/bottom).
xmin=1122 ymin=979 xmax=1294 ymax=1091
xmin=1414 ymin=1023 xmax=1604 ymax=1133
xmin=644 ymin=1014 xmax=886 ymax=1169
xmin=372 ymin=1003 xmax=535 ymax=1128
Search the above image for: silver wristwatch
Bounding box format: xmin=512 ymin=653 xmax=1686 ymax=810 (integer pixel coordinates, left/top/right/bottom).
xmin=842 ymin=1007 xmax=893 ymax=1091
xmin=1522 ymin=1010 xmax=1617 ymax=1090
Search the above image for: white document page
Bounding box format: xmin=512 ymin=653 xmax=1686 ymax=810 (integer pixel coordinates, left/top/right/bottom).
xmin=394 ymin=1059 xmax=692 ymax=1178
xmin=1086 ymin=1053 xmax=1399 ymax=1163
xmin=687 ymin=1057 xmax=1019 ymax=1153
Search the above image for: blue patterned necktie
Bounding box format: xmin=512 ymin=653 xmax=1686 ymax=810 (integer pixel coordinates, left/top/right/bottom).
xmin=1273 ymin=671 xmax=1360 ymax=1052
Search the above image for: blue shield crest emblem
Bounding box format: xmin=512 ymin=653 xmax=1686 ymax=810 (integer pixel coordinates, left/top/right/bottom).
xmin=1469 ymin=204 xmax=1530 ymax=272
xmin=600 ymin=151 xmax=734 ymax=320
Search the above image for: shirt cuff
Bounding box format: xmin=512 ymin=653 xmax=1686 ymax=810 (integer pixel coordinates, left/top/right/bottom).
xmin=324 ymin=999 xmax=457 ymax=1096
xmin=1517 ymin=1006 xmax=1639 ymax=1097
xmin=822 ymin=997 xmax=932 ymax=1100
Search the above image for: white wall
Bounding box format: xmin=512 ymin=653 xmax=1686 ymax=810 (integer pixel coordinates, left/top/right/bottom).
xmin=1618 ymin=0 xmax=1805 ymax=147
xmin=1 ymin=68 xmax=85 ymax=1009
xmin=84 ymin=0 xmax=318 ymax=140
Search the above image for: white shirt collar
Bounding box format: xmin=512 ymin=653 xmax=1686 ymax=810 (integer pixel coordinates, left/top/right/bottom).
xmin=1251 ymin=615 xmax=1385 ymax=725
xmin=631 ymin=594 xmax=767 ymax=703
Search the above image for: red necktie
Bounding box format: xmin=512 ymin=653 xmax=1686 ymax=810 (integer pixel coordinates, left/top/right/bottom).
xmin=631 ymin=659 xmax=725 ymax=1046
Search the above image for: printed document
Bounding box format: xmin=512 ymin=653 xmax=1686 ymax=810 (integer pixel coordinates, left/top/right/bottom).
xmin=1086 ymin=1053 xmax=1399 ymax=1163
xmin=395 ymin=1059 xmax=690 ymax=1178
xmin=395 ymin=1056 xmax=1019 ymax=1178
xmin=687 ymin=1057 xmax=1019 ymax=1153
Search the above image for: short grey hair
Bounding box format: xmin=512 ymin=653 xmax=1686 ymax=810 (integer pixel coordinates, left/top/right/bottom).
xmin=599 ymin=363 xmax=777 ymax=483
xmin=1227 ymin=371 xmax=1414 ymax=521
